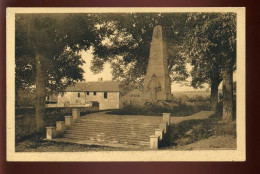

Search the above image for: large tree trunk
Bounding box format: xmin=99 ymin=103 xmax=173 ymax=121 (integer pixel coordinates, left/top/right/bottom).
xmin=35 ymin=53 xmax=46 ymax=131
xmin=222 ymin=68 xmax=233 ymax=122
xmin=210 ymin=80 xmax=220 ymax=111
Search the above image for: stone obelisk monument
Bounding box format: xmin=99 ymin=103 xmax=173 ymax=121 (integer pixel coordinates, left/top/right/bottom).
xmin=143 ymin=25 xmax=172 ymax=104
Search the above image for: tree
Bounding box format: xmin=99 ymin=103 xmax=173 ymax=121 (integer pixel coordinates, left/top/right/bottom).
xmin=89 ymin=13 xmax=189 ymax=93
xmin=15 ymin=14 xmax=110 ymax=131
xmin=180 ymin=13 xmax=236 ymax=118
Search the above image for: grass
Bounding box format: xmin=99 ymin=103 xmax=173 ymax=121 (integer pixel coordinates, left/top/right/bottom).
xmin=16 ymin=137 xmax=126 ymax=152
xmin=159 ymin=111 xmax=237 ymax=149
xmin=15 ymin=107 xmax=100 ymax=143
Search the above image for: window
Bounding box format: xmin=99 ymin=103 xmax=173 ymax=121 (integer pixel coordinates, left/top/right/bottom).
xmin=78 ymin=93 xmax=80 ymax=98
xmin=93 ymin=92 xmax=96 ymax=95
xmin=104 ymin=92 xmax=107 ymax=99
xmin=86 ymin=91 xmax=89 ymax=95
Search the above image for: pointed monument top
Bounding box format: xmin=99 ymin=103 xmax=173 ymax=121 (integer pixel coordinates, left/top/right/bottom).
xmin=153 ymin=25 xmax=163 ymax=39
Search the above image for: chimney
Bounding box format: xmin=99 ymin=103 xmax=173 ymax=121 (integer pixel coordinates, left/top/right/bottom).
xmin=98 ymin=78 xmax=103 ymax=82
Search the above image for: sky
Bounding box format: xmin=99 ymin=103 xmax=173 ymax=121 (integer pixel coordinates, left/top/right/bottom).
xmin=80 ymin=50 xmax=236 ymax=92
xmin=81 ymin=50 xmax=113 ymax=82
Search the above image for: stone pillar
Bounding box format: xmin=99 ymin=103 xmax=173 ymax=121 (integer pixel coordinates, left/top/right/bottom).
xmin=46 ymin=127 xmax=56 ymax=140
xmin=143 ymin=25 xmax=172 ymax=104
xmin=159 ymin=122 xmax=167 ymax=134
xmin=56 ymin=121 xmax=65 ymax=132
xmin=163 ymin=113 xmax=171 ymax=125
xmin=154 ymin=129 xmax=163 ymax=141
xmin=149 ymin=135 xmax=159 ymax=150
xmin=64 ymin=116 xmax=73 ymax=126
xmin=72 ymin=108 xmax=80 ymax=119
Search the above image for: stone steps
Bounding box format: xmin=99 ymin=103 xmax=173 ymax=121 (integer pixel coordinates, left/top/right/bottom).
xmin=63 ymin=129 xmax=153 ymax=139
xmin=63 ymin=134 xmax=151 ymax=141
xmin=66 ymin=127 xmax=156 ymax=132
xmin=68 ymin=125 xmax=158 ymax=130
xmin=62 ymin=135 xmax=150 ymax=144
xmin=74 ymin=121 xmax=158 ymax=127
xmin=63 ymin=129 xmax=153 ymax=135
xmin=53 ymin=137 xmax=148 ymax=149
xmin=64 ymin=132 xmax=154 ymax=138
xmin=59 ymin=114 xmax=160 ymax=148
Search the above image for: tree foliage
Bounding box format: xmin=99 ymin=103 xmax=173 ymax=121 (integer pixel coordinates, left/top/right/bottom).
xmin=89 ymin=13 xmax=190 ymax=92
xmin=180 ymin=13 xmax=236 ymax=88
xmin=15 ymin=14 xmax=110 ymax=94
xmin=15 ymin=14 xmax=113 ymax=130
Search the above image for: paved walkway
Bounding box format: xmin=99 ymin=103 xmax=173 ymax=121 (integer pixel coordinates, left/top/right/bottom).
xmin=86 ymin=110 xmax=215 ymax=125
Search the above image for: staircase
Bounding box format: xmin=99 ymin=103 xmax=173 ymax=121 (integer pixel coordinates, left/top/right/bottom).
xmin=54 ymin=112 xmax=161 ymax=149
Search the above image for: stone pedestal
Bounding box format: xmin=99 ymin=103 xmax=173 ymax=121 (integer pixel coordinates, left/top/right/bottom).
xmin=64 ymin=116 xmax=73 ymax=126
xmin=46 ymin=127 xmax=56 ymax=140
xmin=72 ymin=109 xmax=80 ymax=119
xmin=56 ymin=121 xmax=65 ymax=132
xmin=159 ymin=122 xmax=167 ymax=134
xmin=154 ymin=129 xmax=163 ymax=141
xmin=149 ymin=135 xmax=159 ymax=150
xmin=163 ymin=113 xmax=171 ymax=125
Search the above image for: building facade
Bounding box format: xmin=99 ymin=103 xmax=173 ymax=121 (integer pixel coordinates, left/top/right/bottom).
xmin=56 ymin=80 xmax=120 ymax=110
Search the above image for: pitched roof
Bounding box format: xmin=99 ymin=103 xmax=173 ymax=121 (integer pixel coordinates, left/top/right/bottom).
xmin=65 ymin=81 xmax=120 ymax=92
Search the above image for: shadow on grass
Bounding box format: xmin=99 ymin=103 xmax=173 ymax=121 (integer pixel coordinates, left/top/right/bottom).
xmin=159 ymin=113 xmax=236 ymax=149
xmin=15 ymin=136 xmax=126 ymax=152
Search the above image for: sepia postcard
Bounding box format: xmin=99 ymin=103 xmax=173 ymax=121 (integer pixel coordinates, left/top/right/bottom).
xmin=6 ymin=7 xmax=246 ymax=161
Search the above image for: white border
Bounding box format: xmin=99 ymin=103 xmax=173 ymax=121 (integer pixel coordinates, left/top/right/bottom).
xmin=6 ymin=7 xmax=246 ymax=161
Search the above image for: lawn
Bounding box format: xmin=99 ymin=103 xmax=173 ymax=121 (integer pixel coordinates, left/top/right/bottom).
xmin=159 ymin=112 xmax=237 ymax=150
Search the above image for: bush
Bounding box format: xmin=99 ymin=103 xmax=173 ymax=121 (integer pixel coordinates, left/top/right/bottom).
xmin=15 ymin=115 xmax=37 ymax=143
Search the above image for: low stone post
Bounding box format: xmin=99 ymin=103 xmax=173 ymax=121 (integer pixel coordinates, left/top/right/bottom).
xmin=72 ymin=108 xmax=80 ymax=119
xmin=149 ymin=135 xmax=159 ymax=150
xmin=64 ymin=116 xmax=73 ymax=126
xmin=56 ymin=121 xmax=65 ymax=132
xmin=159 ymin=122 xmax=167 ymax=134
xmin=163 ymin=113 xmax=171 ymax=125
xmin=46 ymin=127 xmax=56 ymax=140
xmin=154 ymin=129 xmax=163 ymax=141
